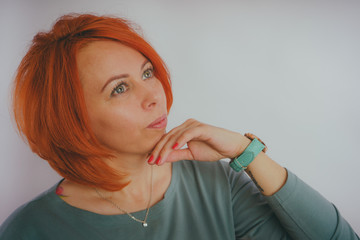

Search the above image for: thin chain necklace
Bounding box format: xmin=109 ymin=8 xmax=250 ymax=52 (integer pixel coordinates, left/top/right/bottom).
xmin=95 ymin=165 xmax=153 ymax=227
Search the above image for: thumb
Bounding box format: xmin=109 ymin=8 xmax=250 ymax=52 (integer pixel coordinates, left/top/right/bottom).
xmin=166 ymin=149 xmax=194 ymax=163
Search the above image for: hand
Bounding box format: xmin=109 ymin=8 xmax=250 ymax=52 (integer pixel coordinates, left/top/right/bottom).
xmin=147 ymin=119 xmax=250 ymax=165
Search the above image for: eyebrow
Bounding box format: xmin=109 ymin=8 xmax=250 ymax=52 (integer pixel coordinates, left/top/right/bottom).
xmin=100 ymin=59 xmax=150 ymax=93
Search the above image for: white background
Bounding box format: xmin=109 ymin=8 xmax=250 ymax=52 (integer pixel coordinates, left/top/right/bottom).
xmin=1 ymin=0 xmax=359 ymax=234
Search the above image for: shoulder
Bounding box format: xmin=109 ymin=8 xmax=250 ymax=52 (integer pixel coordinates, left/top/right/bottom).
xmin=0 ymin=181 xmax=61 ymax=239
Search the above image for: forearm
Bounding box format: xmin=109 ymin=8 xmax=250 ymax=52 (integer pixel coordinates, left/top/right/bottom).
xmin=246 ymin=152 xmax=287 ymax=196
xmin=235 ymin=136 xmax=287 ymax=196
xmin=235 ymin=137 xmax=358 ymax=239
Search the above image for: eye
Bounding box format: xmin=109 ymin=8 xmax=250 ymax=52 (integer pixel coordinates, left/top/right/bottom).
xmin=111 ymin=82 xmax=128 ymax=96
xmin=142 ymin=67 xmax=154 ymax=80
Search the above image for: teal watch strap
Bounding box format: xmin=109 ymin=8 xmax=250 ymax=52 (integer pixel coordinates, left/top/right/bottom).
xmin=229 ymin=138 xmax=265 ymax=172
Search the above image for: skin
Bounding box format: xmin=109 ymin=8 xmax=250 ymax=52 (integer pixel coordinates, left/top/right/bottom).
xmin=59 ymin=40 xmax=172 ymax=213
xmin=59 ymin=40 xmax=287 ymax=216
xmin=78 ymin=40 xmax=168 ymax=162
xmin=148 ymin=119 xmax=288 ymax=196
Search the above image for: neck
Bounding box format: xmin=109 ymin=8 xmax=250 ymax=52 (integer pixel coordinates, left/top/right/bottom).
xmin=59 ymin=152 xmax=172 ymax=215
xmin=103 ymin=152 xmax=153 ymax=196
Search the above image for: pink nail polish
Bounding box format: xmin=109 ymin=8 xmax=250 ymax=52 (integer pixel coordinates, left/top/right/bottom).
xmin=55 ymin=186 xmax=63 ymax=196
xmin=172 ymin=142 xmax=179 ymax=150
xmin=148 ymin=155 xmax=154 ymax=164
xmin=155 ymin=156 xmax=162 ymax=165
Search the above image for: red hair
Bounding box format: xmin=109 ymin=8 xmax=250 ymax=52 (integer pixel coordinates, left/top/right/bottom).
xmin=12 ymin=14 xmax=173 ymax=191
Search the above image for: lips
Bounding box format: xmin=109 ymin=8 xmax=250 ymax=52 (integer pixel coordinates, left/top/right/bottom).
xmin=147 ymin=114 xmax=167 ymax=129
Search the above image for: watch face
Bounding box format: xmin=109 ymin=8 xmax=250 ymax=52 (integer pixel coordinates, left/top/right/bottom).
xmin=244 ymin=133 xmax=267 ymax=153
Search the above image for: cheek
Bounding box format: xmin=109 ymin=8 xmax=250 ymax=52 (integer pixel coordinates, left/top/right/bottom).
xmin=89 ymin=110 xmax=141 ymax=149
xmin=155 ymin=82 xmax=167 ymax=107
xmin=91 ymin=108 xmax=135 ymax=133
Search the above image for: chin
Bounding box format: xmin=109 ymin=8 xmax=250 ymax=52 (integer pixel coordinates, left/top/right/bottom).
xmin=147 ymin=131 xmax=166 ymax=151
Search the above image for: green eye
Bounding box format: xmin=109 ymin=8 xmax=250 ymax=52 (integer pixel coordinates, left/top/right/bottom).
xmin=142 ymin=68 xmax=153 ymax=80
xmin=115 ymin=85 xmax=126 ymax=93
xmin=111 ymin=82 xmax=128 ymax=96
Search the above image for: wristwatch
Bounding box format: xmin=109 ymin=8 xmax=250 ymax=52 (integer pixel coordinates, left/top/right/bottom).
xmin=229 ymin=133 xmax=267 ymax=172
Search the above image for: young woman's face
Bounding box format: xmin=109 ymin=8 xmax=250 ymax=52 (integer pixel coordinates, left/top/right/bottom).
xmin=77 ymin=40 xmax=168 ymax=157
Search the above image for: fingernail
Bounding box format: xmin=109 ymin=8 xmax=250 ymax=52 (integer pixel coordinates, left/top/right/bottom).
xmin=55 ymin=186 xmax=63 ymax=196
xmin=148 ymin=155 xmax=154 ymax=164
xmin=172 ymin=142 xmax=179 ymax=150
xmin=155 ymin=156 xmax=162 ymax=165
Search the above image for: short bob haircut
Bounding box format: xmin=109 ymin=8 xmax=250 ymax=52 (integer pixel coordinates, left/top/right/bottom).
xmin=12 ymin=14 xmax=173 ymax=191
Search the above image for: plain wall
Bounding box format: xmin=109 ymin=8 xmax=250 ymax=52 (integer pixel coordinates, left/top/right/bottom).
xmin=1 ymin=0 xmax=359 ymax=233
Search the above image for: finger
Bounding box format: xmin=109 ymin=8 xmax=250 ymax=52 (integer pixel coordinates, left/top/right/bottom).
xmin=171 ymin=124 xmax=208 ymax=151
xmin=153 ymin=134 xmax=180 ymax=165
xmin=165 ymin=149 xmax=194 ymax=163
xmin=153 ymin=119 xmax=202 ymax=165
xmin=153 ymin=127 xmax=196 ymax=165
xmin=147 ymin=119 xmax=198 ymax=164
xmin=147 ymin=126 xmax=184 ymax=164
xmin=157 ymin=123 xmax=206 ymax=165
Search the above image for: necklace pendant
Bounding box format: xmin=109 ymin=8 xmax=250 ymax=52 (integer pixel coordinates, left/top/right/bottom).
xmin=142 ymin=222 xmax=148 ymax=227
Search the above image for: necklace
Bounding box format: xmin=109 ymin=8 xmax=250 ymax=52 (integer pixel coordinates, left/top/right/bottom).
xmin=95 ymin=165 xmax=153 ymax=227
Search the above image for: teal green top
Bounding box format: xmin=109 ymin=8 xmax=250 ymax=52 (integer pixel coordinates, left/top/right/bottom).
xmin=0 ymin=160 xmax=358 ymax=239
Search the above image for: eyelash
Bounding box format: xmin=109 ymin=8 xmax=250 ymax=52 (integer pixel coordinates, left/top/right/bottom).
xmin=111 ymin=80 xmax=128 ymax=96
xmin=110 ymin=66 xmax=154 ymax=97
xmin=142 ymin=66 xmax=154 ymax=80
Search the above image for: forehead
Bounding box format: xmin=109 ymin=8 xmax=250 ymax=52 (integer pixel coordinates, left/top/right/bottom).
xmin=78 ymin=40 xmax=139 ymax=56
xmin=77 ymin=40 xmax=145 ymax=69
xmin=76 ymin=40 xmax=145 ymax=84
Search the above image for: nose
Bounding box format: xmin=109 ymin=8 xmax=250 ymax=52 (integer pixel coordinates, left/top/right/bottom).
xmin=139 ymin=84 xmax=159 ymax=110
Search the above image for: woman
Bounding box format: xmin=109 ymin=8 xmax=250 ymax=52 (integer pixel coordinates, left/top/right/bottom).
xmin=0 ymin=13 xmax=358 ymax=239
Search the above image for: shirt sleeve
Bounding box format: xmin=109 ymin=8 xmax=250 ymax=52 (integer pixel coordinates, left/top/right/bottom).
xmin=265 ymin=169 xmax=359 ymax=240
xmin=225 ymin=165 xmax=290 ymax=239
xmin=222 ymin=160 xmax=359 ymax=239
